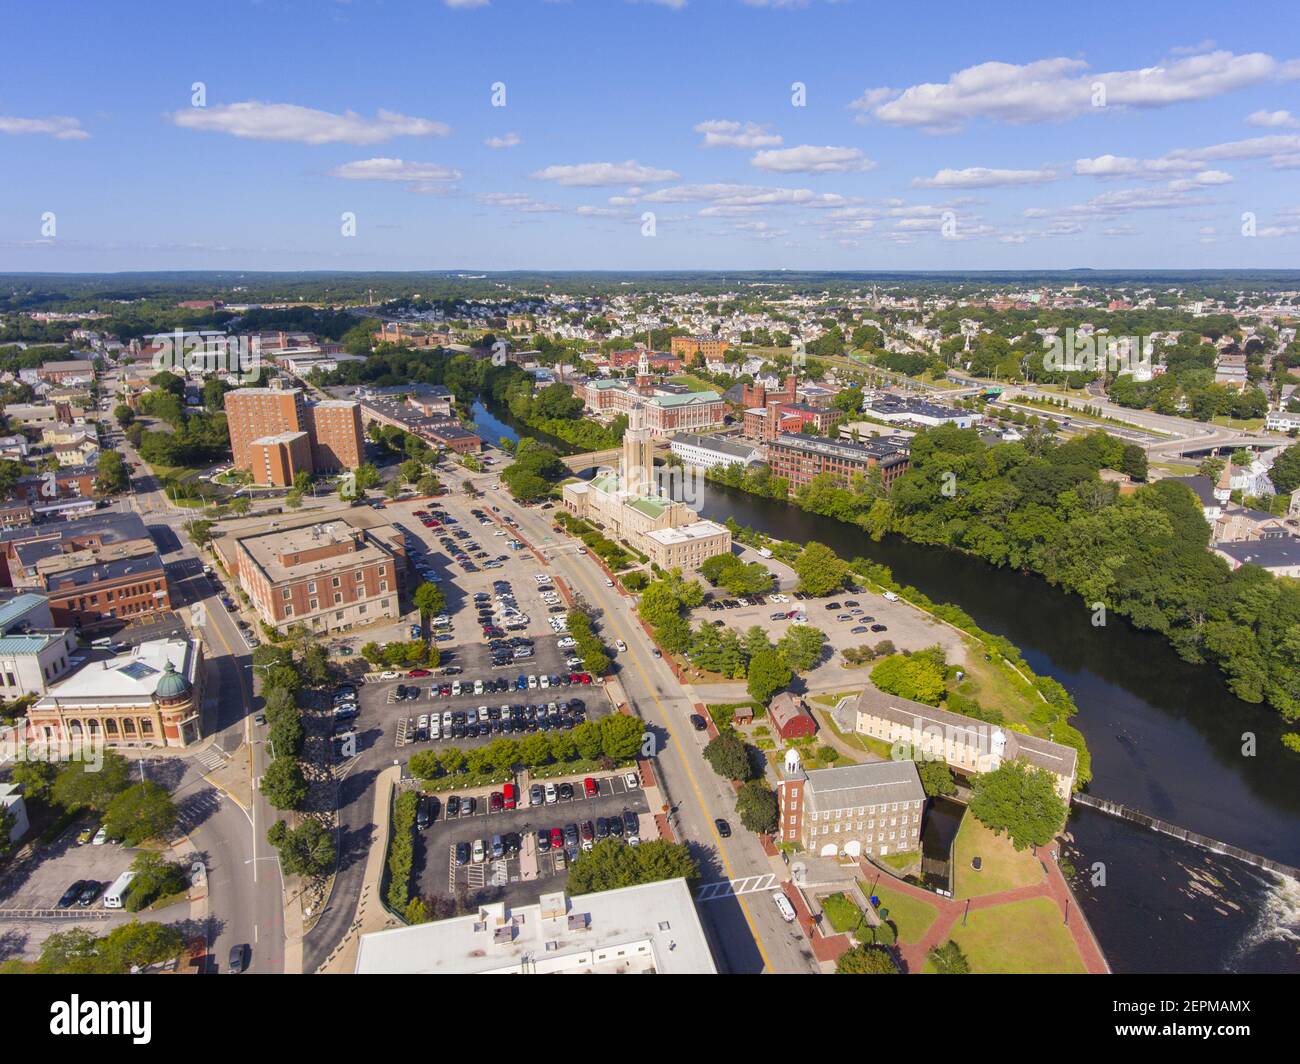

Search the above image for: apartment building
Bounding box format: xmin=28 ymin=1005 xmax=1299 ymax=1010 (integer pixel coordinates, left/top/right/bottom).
xmin=767 ymin=433 xmax=910 ymax=493
xmin=231 ymin=518 xmax=405 ymax=634
xmin=776 ymin=749 xmax=925 ymax=859
xmin=224 ymin=387 xmax=366 ymax=485
xmin=670 ymin=335 xmax=729 ymax=363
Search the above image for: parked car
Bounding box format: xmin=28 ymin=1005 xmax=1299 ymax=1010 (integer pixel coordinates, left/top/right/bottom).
xmin=689 ymin=714 xmax=708 ymax=732
xmin=583 ymin=777 xmax=598 ymax=798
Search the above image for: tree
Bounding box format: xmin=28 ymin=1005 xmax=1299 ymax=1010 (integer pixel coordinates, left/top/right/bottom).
xmin=777 ymin=625 xmax=827 ymax=672
xmin=96 ymin=450 xmax=129 ymax=494
xmin=917 ymin=759 xmax=957 ymax=797
xmin=736 ymin=780 xmax=778 ymax=834
xmin=746 ymin=648 xmax=792 ymax=703
xmin=928 ymin=940 xmax=971 ymax=974
xmin=793 ymin=542 xmax=849 ymax=596
xmin=52 ymin=752 xmax=131 ymax=813
xmin=412 ymin=581 xmax=447 ymax=619
xmin=968 ymin=760 xmax=1068 ymax=850
xmin=565 ymin=838 xmax=698 ymax=896
xmin=836 ymin=944 xmax=901 ymax=974
xmin=870 ymin=652 xmax=947 ymax=706
xmin=703 ymin=730 xmax=753 ymax=781
xmin=599 ymin=714 xmax=644 ymax=760
xmin=124 ymin=850 xmax=188 ymax=911
xmin=9 ymin=760 xmax=56 ymax=804
xmin=268 ymin=709 xmax=305 ymax=758
xmin=266 ymin=818 xmax=336 ymax=877
xmin=102 ymin=782 xmax=177 ymax=845
xmin=301 ymin=643 xmax=331 ymax=686
xmin=259 ymin=757 xmax=308 ymax=811
xmin=1270 ymin=443 xmax=1300 ymax=495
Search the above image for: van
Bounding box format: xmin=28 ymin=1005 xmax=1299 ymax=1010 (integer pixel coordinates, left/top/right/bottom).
xmin=773 ymin=893 xmax=797 ymax=924
xmin=882 ymin=591 xmax=899 ymax=602
xmin=103 ymin=870 xmax=137 ymax=909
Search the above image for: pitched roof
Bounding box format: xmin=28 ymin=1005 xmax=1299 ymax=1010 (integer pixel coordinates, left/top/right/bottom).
xmin=804 ymin=760 xmax=924 ymax=812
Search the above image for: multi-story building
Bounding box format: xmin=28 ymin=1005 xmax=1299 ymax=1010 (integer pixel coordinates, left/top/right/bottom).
xmin=767 ymin=433 xmax=910 ymax=493
xmin=42 ymin=552 xmax=171 ymax=630
xmin=849 ymin=684 xmax=1078 ymax=800
xmin=670 ymin=335 xmax=729 ymax=364
xmin=561 ymin=412 xmax=730 ymax=573
xmin=28 ymin=637 xmax=203 ymax=749
xmin=0 ymin=593 xmax=76 ymax=699
xmin=224 ymin=387 xmax=366 ymax=484
xmin=579 ymin=356 xmax=727 ymax=436
xmin=249 ymin=431 xmax=313 ymax=488
xmin=776 ymin=749 xmax=925 ymax=859
xmin=37 ymin=359 xmax=96 ymax=384
xmin=668 ymin=432 xmax=764 ymax=471
xmin=229 ymin=516 xmax=405 ymax=634
xmin=355 ymin=879 xmax=715 ymax=975
xmin=0 ymin=512 xmax=154 ymax=586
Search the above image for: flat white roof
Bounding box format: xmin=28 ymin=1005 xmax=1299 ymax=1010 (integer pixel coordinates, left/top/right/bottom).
xmin=354 ymin=878 xmax=715 ymax=975
xmin=644 ymin=520 xmax=728 ymax=546
xmin=35 ymin=638 xmax=199 ymax=706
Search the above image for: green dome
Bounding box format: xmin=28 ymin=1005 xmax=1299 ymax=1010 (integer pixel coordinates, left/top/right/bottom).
xmin=154 ymin=660 xmax=191 ymax=700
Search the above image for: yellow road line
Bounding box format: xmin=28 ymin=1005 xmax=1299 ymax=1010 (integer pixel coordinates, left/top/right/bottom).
xmin=545 ymin=524 xmax=775 ymax=973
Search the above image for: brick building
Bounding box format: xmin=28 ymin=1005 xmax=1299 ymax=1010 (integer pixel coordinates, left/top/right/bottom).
xmin=776 ymin=748 xmax=925 ymax=859
xmin=42 ymin=553 xmax=171 ymax=630
xmin=768 ymin=691 xmax=817 ymax=740
xmin=767 ymin=433 xmax=910 ymax=493
xmin=224 ymin=387 xmax=366 ymax=485
xmin=230 ymin=517 xmax=405 ymax=634
xmin=670 ymin=336 xmax=729 ymax=363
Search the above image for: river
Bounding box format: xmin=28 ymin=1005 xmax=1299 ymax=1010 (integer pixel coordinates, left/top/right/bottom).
xmin=682 ymin=478 xmax=1300 ymax=973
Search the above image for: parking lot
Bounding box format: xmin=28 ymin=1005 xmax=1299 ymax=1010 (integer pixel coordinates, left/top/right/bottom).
xmin=687 ymin=586 xmax=968 ymax=684
xmin=0 ymin=819 xmax=138 ymax=912
xmin=413 ymin=771 xmax=652 ymax=910
xmin=335 ymin=492 xmax=614 ymax=757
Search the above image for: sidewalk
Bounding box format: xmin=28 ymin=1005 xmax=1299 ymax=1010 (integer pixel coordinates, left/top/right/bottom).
xmin=314 ymin=765 xmax=402 ymax=974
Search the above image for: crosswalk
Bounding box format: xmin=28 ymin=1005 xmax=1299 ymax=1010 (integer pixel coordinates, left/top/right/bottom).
xmin=695 ymin=873 xmax=778 ymax=903
xmin=193 ymin=747 xmax=228 ymax=773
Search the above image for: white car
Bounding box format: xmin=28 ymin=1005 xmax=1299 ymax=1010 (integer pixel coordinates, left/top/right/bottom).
xmin=528 ymin=675 xmax=538 ymax=689
xmin=417 ymin=714 xmax=429 ymax=730
xmin=451 ymin=681 xmax=462 ymax=696
xmin=441 ymin=711 xmax=453 ymax=729
xmin=472 ymin=838 xmax=486 ymax=864
xmin=493 ymin=530 xmax=506 ymax=536
xmin=544 ymin=782 xmax=558 ymax=804
xmin=539 ymin=675 xmax=550 ymax=689
xmin=429 ymin=720 xmax=440 ymax=740
xmin=92 ymin=826 xmax=108 ymax=846
xmin=557 ymin=638 xmax=577 ymax=649
xmin=615 ymin=640 xmax=627 ymax=653
xmin=473 ymin=680 xmax=485 ymax=694
xmin=378 ymin=671 xmax=400 ymax=680
xmin=624 ymin=771 xmax=639 ymax=790
xmin=605 ymin=578 xmax=615 ymax=587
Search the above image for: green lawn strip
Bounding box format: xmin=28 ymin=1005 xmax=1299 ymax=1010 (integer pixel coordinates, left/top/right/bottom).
xmin=951 ymin=815 xmax=1045 ymax=900
xmin=859 ymin=880 xmax=938 ymax=945
xmin=930 ymin=896 xmax=1085 ymax=973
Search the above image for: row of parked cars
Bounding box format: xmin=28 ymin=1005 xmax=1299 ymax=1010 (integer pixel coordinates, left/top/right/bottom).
xmin=412 ymin=698 xmax=588 ymax=741
xmin=454 ymin=808 xmax=643 ymax=866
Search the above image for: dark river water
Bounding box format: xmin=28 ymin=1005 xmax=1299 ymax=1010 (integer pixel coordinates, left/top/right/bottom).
xmin=681 ymin=478 xmax=1300 ymax=973
xmin=483 ymin=398 xmax=1300 ymax=972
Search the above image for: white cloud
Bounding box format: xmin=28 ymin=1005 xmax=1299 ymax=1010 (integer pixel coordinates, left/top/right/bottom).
xmin=912 ymin=166 xmax=1057 ymax=188
xmin=694 ymin=119 xmax=782 ymax=149
xmin=330 ymin=158 xmax=462 ymax=190
xmin=445 ymin=0 xmax=490 ymax=7
xmin=531 ymin=159 xmax=678 ymax=186
xmin=476 ymin=192 xmax=563 ymax=213
xmin=0 ymin=114 xmax=89 ymax=140
xmin=851 ymin=51 xmax=1295 ymax=132
xmin=750 ymin=145 xmax=876 ymax=173
xmin=642 ymin=183 xmax=853 ymax=209
xmin=170 ymin=102 xmax=449 ymax=144
xmin=1074 ymin=153 xmax=1205 ymax=178
xmin=484 ymin=132 xmax=521 ymax=148
xmin=1245 ymin=108 xmax=1299 ymax=128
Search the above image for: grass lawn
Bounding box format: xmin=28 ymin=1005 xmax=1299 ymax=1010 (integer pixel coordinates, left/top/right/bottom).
xmin=667 ymin=374 xmax=716 ymax=392
xmin=928 ymin=896 xmax=1085 ymax=973
xmin=948 ymin=647 xmax=1042 ymax=730
xmin=860 ymin=881 xmax=938 ymax=945
xmin=1211 ymin=415 xmax=1266 ymax=431
xmin=820 ymin=892 xmax=866 ymax=935
xmin=951 ymin=816 xmax=1044 ymax=899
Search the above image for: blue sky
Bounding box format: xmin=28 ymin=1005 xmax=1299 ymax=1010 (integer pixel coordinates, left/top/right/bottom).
xmin=2 ymin=0 xmax=1299 ymax=272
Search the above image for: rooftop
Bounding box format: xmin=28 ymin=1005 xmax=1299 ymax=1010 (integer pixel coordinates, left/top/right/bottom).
xmin=353 ymin=879 xmax=715 ymax=975
xmin=35 ymin=638 xmax=200 ymax=707
xmin=644 ymin=520 xmax=728 ymax=546
xmin=804 ymin=760 xmax=925 ymax=812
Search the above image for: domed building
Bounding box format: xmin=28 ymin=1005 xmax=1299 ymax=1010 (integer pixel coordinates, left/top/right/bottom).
xmin=28 ymin=637 xmax=204 ymax=749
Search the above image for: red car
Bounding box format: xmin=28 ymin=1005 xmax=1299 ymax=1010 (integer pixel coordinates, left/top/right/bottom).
xmin=407 ymin=669 xmax=431 ymax=678
xmin=413 ymin=510 xmax=428 ymax=517
xmin=549 ymin=827 xmax=564 ymax=851
xmin=489 ymin=791 xmax=504 ymax=813
xmin=578 ymin=673 xmax=592 ymax=685
xmin=582 ymin=777 xmax=597 ymax=798
xmin=502 ymin=783 xmax=517 ymax=810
